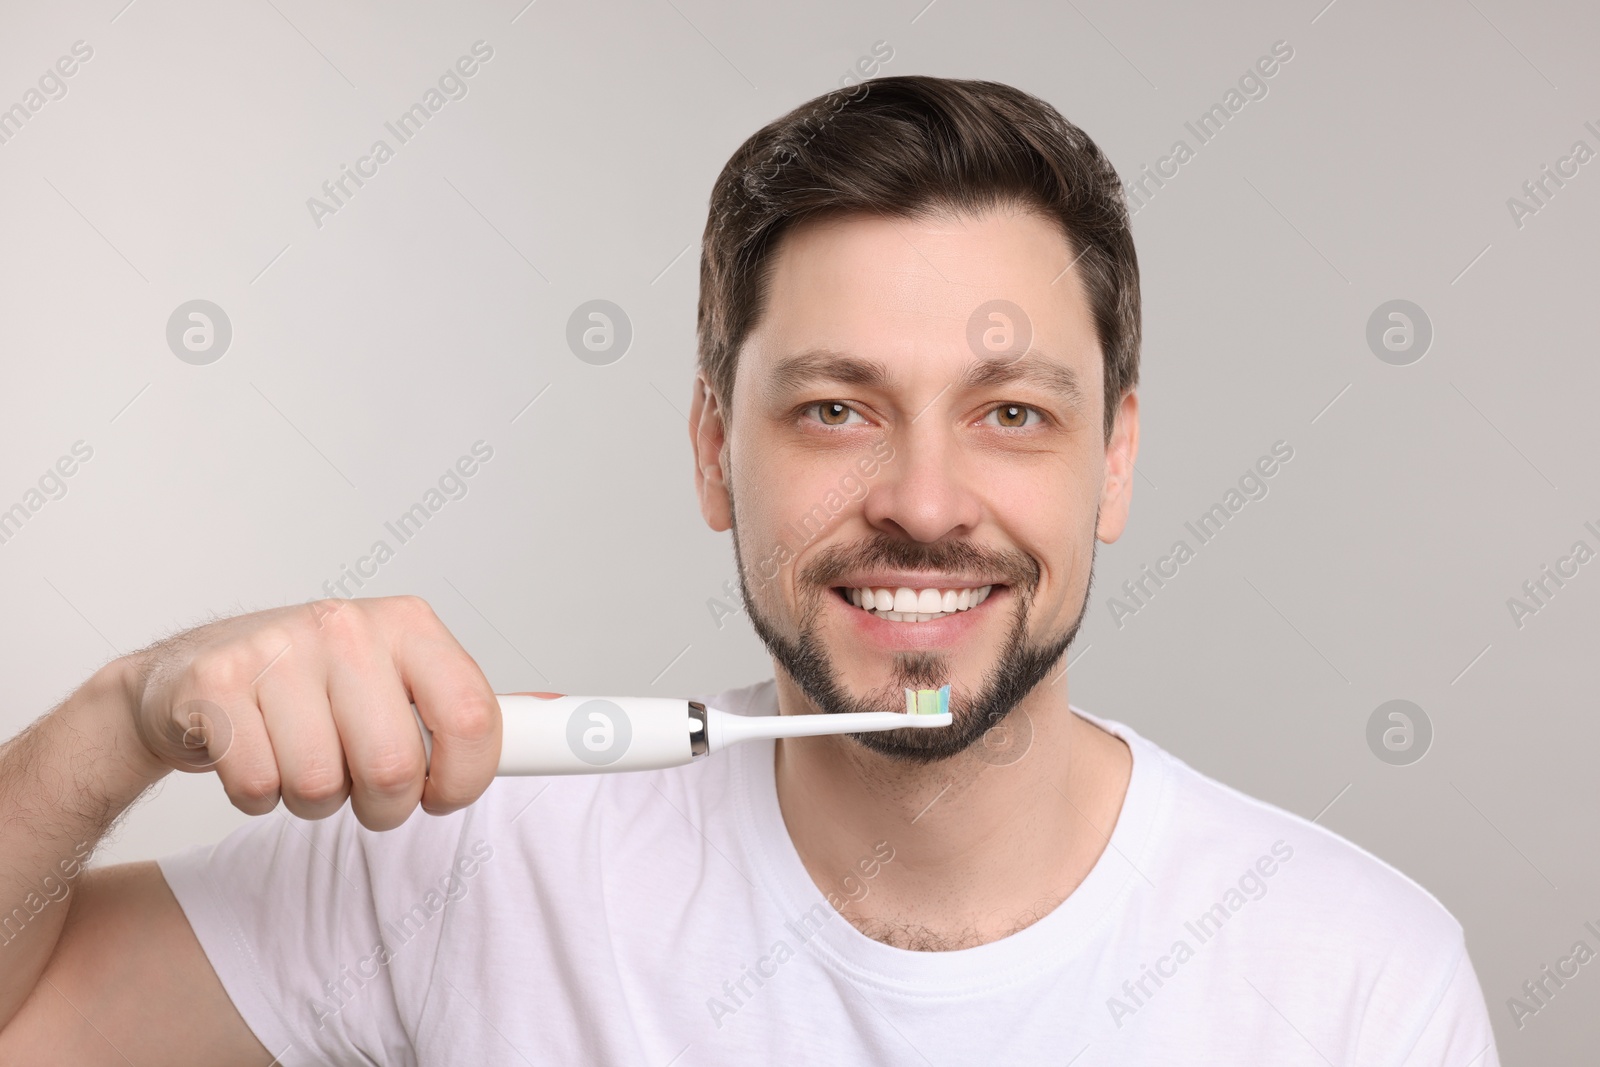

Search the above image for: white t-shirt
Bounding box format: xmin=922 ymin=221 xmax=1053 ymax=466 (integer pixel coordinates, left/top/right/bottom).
xmin=158 ymin=680 xmax=1500 ymax=1065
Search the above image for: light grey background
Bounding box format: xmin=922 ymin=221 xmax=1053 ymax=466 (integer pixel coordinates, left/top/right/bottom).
xmin=1 ymin=0 xmax=1594 ymax=1059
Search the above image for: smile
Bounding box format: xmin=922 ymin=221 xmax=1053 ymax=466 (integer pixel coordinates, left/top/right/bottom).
xmin=836 ymin=585 xmax=995 ymax=623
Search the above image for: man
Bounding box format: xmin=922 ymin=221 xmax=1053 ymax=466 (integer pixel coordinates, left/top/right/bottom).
xmin=0 ymin=75 xmax=1497 ymax=1064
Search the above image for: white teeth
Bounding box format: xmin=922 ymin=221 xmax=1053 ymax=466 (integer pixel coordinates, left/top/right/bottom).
xmin=846 ymin=584 xmax=998 ymax=621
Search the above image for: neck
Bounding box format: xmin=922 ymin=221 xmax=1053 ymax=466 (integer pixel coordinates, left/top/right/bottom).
xmin=771 ymin=671 xmax=1131 ymax=951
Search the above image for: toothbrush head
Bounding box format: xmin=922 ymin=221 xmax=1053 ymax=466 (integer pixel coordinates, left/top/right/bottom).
xmin=904 ymin=684 xmax=951 ymax=716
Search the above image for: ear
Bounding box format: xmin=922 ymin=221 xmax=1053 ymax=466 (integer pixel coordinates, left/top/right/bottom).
xmin=1096 ymin=388 xmax=1139 ymax=543
xmin=689 ymin=372 xmax=732 ymax=532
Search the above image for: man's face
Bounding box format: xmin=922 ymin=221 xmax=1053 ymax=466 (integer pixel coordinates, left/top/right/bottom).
xmin=692 ymin=207 xmax=1136 ymax=762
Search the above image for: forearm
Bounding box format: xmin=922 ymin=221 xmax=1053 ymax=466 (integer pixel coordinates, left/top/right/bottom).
xmin=0 ymin=658 xmax=165 ymax=1026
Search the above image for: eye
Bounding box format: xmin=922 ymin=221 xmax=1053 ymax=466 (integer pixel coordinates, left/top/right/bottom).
xmin=985 ymin=403 xmax=1042 ymax=429
xmin=806 ymin=401 xmax=865 ymax=427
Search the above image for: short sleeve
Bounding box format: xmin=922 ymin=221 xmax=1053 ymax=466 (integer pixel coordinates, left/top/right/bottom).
xmin=1399 ymin=942 xmax=1501 ymax=1066
xmin=158 ymin=803 xmax=461 ymax=1066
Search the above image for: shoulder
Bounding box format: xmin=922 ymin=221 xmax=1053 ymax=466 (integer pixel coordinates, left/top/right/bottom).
xmin=1089 ymin=710 xmax=1466 ymax=964
xmin=1087 ymin=711 xmax=1495 ymax=1060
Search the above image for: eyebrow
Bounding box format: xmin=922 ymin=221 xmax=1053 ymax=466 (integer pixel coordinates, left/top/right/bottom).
xmin=766 ymin=348 xmax=1086 ymax=411
xmin=961 ymin=355 xmax=1086 ymax=410
xmin=767 ymin=349 xmax=891 ymax=398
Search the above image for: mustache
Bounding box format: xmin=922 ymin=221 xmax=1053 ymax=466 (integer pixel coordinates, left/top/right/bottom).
xmin=798 ymin=535 xmax=1041 ymax=595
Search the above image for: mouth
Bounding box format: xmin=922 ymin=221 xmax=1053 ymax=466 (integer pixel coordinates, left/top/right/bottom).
xmin=832 ymin=583 xmax=998 ymax=623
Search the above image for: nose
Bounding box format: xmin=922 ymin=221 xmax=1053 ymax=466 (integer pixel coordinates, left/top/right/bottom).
xmin=861 ymin=421 xmax=983 ymax=543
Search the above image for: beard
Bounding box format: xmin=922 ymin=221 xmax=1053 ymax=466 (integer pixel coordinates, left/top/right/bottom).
xmin=729 ymin=495 xmax=1096 ymax=764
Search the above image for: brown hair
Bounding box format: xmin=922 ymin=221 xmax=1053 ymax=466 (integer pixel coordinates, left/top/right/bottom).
xmin=697 ymin=74 xmax=1140 ymax=440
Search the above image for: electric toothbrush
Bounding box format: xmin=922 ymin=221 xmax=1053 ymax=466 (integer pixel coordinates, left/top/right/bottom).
xmin=411 ymin=687 xmax=952 ymax=776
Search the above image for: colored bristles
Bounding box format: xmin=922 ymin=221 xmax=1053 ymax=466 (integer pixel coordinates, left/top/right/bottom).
xmin=903 ymin=684 xmax=951 ymax=715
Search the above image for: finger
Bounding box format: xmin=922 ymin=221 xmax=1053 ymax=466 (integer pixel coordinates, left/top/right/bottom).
xmin=395 ymin=622 xmax=500 ymax=816
xmin=258 ymin=666 xmax=349 ymax=821
xmin=326 ymin=650 xmax=427 ymax=831
xmin=163 ymin=669 xmax=281 ymax=816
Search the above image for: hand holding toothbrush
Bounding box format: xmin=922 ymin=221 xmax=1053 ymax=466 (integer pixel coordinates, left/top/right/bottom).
xmin=121 ymin=595 xmax=950 ymax=832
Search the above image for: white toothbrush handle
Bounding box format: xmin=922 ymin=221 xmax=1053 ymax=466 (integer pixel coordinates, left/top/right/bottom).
xmin=412 ymin=695 xmax=953 ymax=777
xmin=412 ymin=695 xmax=701 ymax=776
